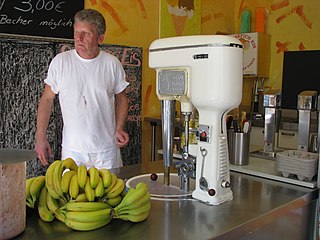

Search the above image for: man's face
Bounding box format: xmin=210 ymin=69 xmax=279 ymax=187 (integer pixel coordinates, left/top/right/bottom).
xmin=74 ymin=21 xmax=104 ymax=59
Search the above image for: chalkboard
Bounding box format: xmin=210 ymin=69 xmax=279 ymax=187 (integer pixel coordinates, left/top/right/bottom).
xmin=0 ymin=0 xmax=84 ymax=39
xmin=281 ymin=50 xmax=320 ymax=109
xmin=101 ymin=44 xmax=143 ymax=166
xmin=0 ymin=35 xmax=142 ymax=177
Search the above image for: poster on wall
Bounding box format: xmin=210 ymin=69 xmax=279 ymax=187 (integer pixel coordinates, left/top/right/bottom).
xmin=0 ymin=0 xmax=84 ymax=39
xmin=160 ymin=0 xmax=201 ymax=37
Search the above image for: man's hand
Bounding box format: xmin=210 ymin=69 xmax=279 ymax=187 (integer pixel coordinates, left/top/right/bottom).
xmin=35 ymin=138 xmax=52 ymax=166
xmin=115 ymin=128 xmax=129 ymax=147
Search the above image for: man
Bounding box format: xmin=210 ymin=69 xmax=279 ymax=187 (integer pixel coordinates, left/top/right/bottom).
xmin=35 ymin=9 xmax=129 ymax=169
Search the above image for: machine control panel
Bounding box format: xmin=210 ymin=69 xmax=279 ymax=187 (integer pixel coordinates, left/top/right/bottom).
xmin=198 ymin=124 xmax=210 ymax=142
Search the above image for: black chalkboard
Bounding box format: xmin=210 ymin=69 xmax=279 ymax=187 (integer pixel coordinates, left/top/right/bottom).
xmin=101 ymin=44 xmax=143 ymax=166
xmin=281 ymin=50 xmax=320 ymax=109
xmin=0 ymin=0 xmax=84 ymax=39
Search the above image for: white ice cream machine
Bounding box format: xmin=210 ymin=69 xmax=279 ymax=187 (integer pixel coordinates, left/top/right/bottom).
xmin=149 ymin=35 xmax=243 ymax=205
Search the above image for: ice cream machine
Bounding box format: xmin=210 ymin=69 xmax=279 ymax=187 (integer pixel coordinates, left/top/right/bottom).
xmin=149 ymin=35 xmax=243 ymax=205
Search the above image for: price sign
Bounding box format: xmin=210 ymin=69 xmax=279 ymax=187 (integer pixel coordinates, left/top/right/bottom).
xmin=0 ymin=0 xmax=84 ymax=39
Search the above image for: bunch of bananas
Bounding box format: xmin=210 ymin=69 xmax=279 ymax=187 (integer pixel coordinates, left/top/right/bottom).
xmin=25 ymin=158 xmax=152 ymax=231
xmin=113 ymin=182 xmax=151 ymax=222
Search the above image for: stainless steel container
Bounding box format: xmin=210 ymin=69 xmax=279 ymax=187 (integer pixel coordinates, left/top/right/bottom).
xmin=0 ymin=148 xmax=36 ymax=240
xmin=297 ymin=90 xmax=318 ymax=152
xmin=228 ymin=131 xmax=250 ymax=165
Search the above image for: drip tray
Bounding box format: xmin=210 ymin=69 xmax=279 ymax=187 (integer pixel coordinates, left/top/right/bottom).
xmin=126 ymin=173 xmax=195 ymax=200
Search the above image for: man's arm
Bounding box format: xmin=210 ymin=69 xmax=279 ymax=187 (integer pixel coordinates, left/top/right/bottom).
xmin=115 ymin=90 xmax=129 ymax=147
xmin=35 ymin=84 xmax=56 ymax=165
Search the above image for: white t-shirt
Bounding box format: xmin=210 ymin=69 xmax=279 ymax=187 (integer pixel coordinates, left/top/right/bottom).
xmin=45 ymin=49 xmax=129 ymax=153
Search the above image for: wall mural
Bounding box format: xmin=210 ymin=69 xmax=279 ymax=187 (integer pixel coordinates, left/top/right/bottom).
xmin=161 ymin=0 xmax=201 ymax=37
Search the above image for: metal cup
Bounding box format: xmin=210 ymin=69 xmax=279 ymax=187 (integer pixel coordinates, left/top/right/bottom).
xmin=228 ymin=131 xmax=250 ymax=165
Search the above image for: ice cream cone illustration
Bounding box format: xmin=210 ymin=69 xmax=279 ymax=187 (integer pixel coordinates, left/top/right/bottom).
xmin=167 ymin=0 xmax=194 ymax=36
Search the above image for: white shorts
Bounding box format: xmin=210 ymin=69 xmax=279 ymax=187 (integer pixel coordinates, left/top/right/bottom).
xmin=61 ymin=148 xmax=123 ymax=169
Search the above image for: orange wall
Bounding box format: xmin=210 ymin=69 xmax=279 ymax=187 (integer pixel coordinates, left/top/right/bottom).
xmin=84 ymin=0 xmax=320 ymax=163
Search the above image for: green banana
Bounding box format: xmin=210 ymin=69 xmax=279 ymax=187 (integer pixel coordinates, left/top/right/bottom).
xmin=115 ymin=191 xmax=150 ymax=213
xmin=104 ymin=173 xmax=117 ymax=193
xmin=88 ymin=167 xmax=100 ymax=188
xmin=77 ymin=165 xmax=87 ymax=188
xmin=45 ymin=160 xmax=61 ymax=199
xmin=136 ymin=181 xmax=149 ymax=191
xmin=118 ymin=182 xmax=148 ymax=207
xmin=94 ymin=177 xmax=104 ymax=198
xmin=64 ymin=217 xmax=111 ymax=231
xmin=126 ymin=191 xmax=151 ymax=210
xmin=69 ymin=174 xmax=80 ymax=199
xmin=26 ymin=177 xmax=36 ymax=208
xmin=65 ymin=208 xmax=112 ymax=223
xmin=38 ymin=186 xmax=54 ymax=222
xmin=116 ymin=201 xmax=151 ymax=216
xmin=84 ymin=177 xmax=95 ymax=202
xmin=117 ymin=210 xmax=149 ymax=223
xmin=61 ymin=201 xmax=110 ymax=212
xmin=105 ymin=178 xmax=125 ymax=199
xmin=61 ymin=170 xmax=76 ymax=193
xmin=98 ymin=168 xmax=112 ymax=188
xmin=106 ymin=195 xmax=122 ymax=207
xmin=62 ymin=158 xmax=78 ymax=171
xmin=120 ymin=187 xmax=129 ymax=198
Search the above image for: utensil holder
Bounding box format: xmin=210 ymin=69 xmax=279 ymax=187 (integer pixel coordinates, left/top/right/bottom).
xmin=228 ymin=130 xmax=250 ymax=165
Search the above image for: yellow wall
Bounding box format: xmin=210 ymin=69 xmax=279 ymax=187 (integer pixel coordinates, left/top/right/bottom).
xmin=232 ymin=0 xmax=320 ymax=91
xmin=83 ymin=0 xmax=320 ymax=164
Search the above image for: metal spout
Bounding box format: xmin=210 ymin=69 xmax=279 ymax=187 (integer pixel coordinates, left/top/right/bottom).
xmin=161 ymin=100 xmax=176 ymax=186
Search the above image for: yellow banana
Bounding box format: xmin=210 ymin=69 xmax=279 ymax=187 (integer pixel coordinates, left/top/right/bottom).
xmin=106 ymin=195 xmax=122 ymax=207
xmin=46 ymin=189 xmax=60 ymax=213
xmin=69 ymin=174 xmax=80 ymax=199
xmin=73 ymin=193 xmax=88 ymax=202
xmin=117 ymin=211 xmax=149 ymax=223
xmin=64 ymin=217 xmax=111 ymax=231
xmin=88 ymin=167 xmax=100 ymax=188
xmin=53 ymin=160 xmax=64 ymax=197
xmin=26 ymin=177 xmax=36 ymax=208
xmin=104 ymin=173 xmax=117 ymax=193
xmin=38 ymin=186 xmax=54 ymax=222
xmin=98 ymin=168 xmax=112 ymax=188
xmin=105 ymin=178 xmax=125 ymax=199
xmin=77 ymin=165 xmax=87 ymax=188
xmin=65 ymin=208 xmax=112 ymax=223
xmin=61 ymin=201 xmax=110 ymax=212
xmin=45 ymin=160 xmax=61 ymax=199
xmin=62 ymin=158 xmax=78 ymax=171
xmin=61 ymin=170 xmax=77 ymax=193
xmin=30 ymin=175 xmax=46 ymax=204
xmin=84 ymin=177 xmax=95 ymax=202
xmin=94 ymin=177 xmax=104 ymax=198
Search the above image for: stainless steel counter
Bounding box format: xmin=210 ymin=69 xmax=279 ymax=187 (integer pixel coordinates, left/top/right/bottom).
xmin=14 ymin=163 xmax=318 ymax=240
